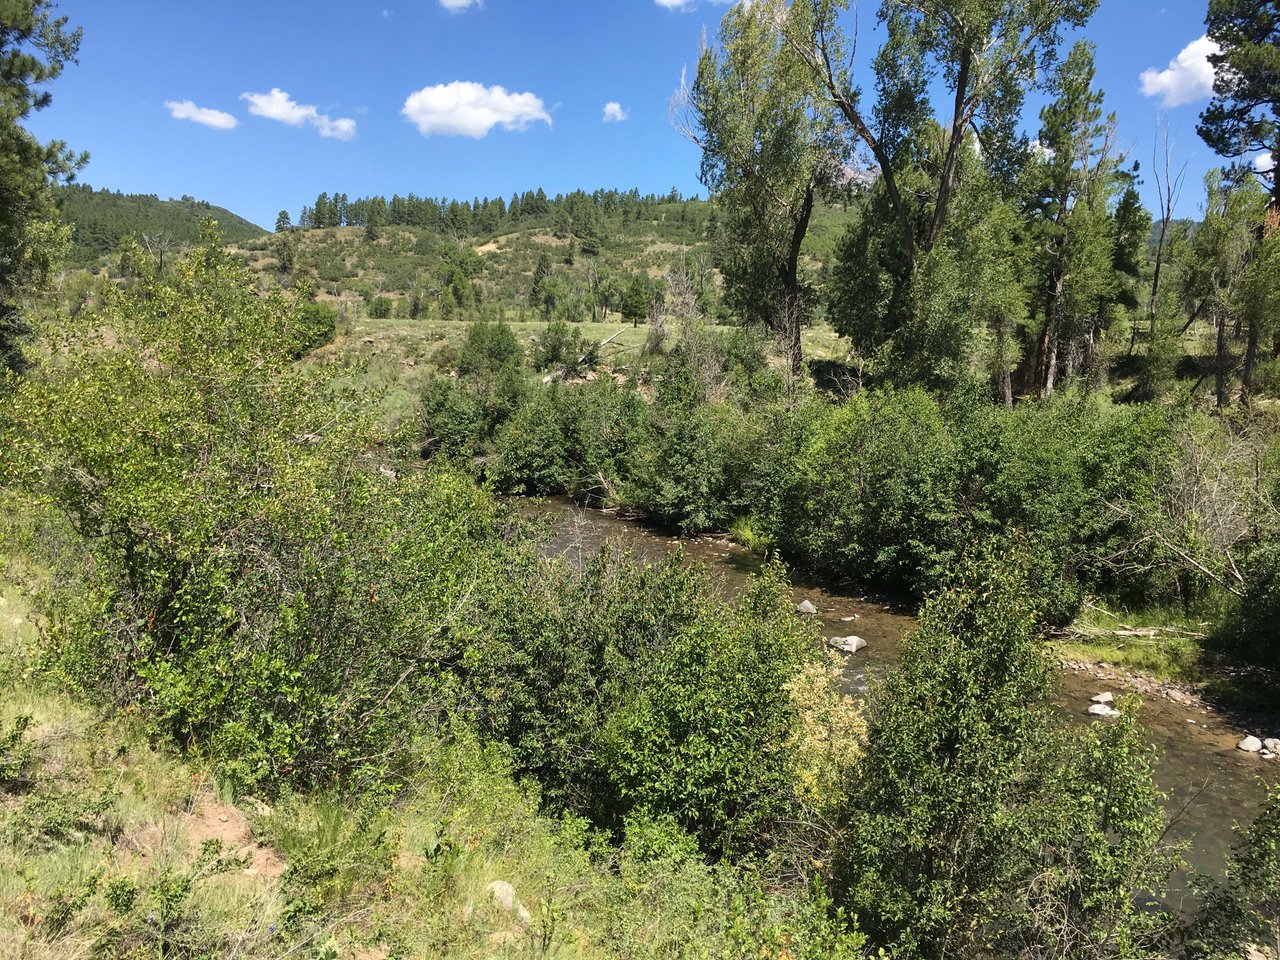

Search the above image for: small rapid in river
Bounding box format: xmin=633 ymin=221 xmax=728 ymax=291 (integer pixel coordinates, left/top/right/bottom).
xmin=526 ymin=496 xmax=1276 ymax=899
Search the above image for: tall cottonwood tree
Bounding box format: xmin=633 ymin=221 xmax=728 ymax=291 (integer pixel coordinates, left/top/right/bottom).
xmin=789 ymin=0 xmax=1097 ymax=277
xmin=0 ymin=0 xmax=85 ymax=374
xmin=785 ymin=0 xmax=1097 ymax=376
xmin=678 ymin=0 xmax=842 ymax=377
xmin=1198 ymin=0 xmax=1280 ymax=206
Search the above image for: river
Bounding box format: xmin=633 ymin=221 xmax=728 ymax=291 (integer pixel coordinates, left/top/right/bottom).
xmin=527 ymin=496 xmax=1276 ymax=899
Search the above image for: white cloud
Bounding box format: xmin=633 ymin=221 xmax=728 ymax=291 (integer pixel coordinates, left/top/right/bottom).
xmin=1030 ymin=139 xmax=1056 ymax=161
xmin=602 ymin=101 xmax=629 ymax=123
xmin=240 ymin=88 xmax=356 ymax=140
xmin=654 ymin=0 xmax=734 ymax=9
xmin=439 ymin=0 xmax=480 ymax=11
xmin=1140 ymin=34 xmax=1220 ymax=108
xmin=1257 ymin=153 xmax=1276 ymax=174
xmin=401 ymin=81 xmax=551 ymax=138
xmin=164 ymin=99 xmax=237 ymax=130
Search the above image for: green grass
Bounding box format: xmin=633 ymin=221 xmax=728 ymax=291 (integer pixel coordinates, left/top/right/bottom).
xmin=1052 ymin=602 xmax=1215 ymax=686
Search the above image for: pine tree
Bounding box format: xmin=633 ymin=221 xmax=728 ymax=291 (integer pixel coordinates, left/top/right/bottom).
xmin=1198 ymin=0 xmax=1280 ymax=206
xmin=0 ymin=0 xmax=86 ymax=374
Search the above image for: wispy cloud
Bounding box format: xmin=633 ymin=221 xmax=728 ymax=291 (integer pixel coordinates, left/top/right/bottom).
xmin=602 ymin=101 xmax=629 ymax=123
xmin=164 ymin=99 xmax=237 ymax=130
xmin=439 ymin=0 xmax=480 ymax=11
xmin=654 ymin=0 xmax=734 ymax=9
xmin=240 ymin=88 xmax=356 ymax=140
xmin=402 ymin=81 xmax=550 ymax=138
xmin=1140 ymin=34 xmax=1220 ymax=108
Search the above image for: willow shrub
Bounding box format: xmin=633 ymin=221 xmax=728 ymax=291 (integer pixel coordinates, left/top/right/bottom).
xmin=837 ymin=543 xmax=1179 ymax=959
xmin=760 ymin=389 xmax=1173 ymax=621
xmin=463 ymin=545 xmax=813 ymax=858
xmin=3 ymin=227 xmax=509 ymax=793
xmin=764 ymin=387 xmax=963 ymax=598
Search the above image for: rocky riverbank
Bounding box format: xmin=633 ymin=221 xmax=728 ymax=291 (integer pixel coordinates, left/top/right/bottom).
xmin=1059 ymin=655 xmax=1280 ymax=761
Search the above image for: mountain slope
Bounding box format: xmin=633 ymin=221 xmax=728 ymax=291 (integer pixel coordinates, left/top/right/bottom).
xmin=55 ymin=183 xmax=266 ymax=265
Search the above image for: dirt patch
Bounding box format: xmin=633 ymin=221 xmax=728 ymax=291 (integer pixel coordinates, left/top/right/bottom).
xmin=474 ymin=241 xmax=501 ymax=255
xmin=188 ymin=801 xmax=286 ymax=879
xmin=529 ymin=233 xmax=568 ymax=246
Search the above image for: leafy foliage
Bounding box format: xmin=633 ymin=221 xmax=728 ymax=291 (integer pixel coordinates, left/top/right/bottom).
xmin=3 ymin=226 xmax=508 ymax=792
xmin=836 ymin=544 xmax=1178 ymax=959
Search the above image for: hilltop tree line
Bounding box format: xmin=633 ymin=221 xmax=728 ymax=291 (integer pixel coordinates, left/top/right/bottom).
xmin=53 ymin=183 xmax=265 ymax=264
xmin=289 ymin=186 xmax=698 ymax=242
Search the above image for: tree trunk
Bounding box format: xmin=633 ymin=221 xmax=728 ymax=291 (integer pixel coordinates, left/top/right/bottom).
xmin=994 ymin=316 xmax=1014 ymax=409
xmin=1045 ymin=325 xmax=1061 ymax=399
xmin=1034 ymin=314 xmax=1052 ymax=399
xmin=1215 ymin=314 xmax=1230 ymax=408
xmin=777 ymin=185 xmax=815 ymax=380
xmin=1241 ymin=314 xmax=1260 ymax=404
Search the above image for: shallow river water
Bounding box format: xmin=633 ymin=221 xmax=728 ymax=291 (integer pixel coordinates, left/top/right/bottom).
xmin=527 ymin=497 xmax=1276 ymax=898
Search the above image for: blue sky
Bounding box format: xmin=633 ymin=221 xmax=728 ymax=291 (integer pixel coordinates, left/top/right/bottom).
xmin=24 ymin=0 xmax=1234 ymax=229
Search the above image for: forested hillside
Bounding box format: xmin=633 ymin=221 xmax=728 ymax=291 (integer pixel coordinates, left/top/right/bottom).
xmin=54 ymin=183 xmax=265 ymax=265
xmin=247 ymin=189 xmax=857 ymax=328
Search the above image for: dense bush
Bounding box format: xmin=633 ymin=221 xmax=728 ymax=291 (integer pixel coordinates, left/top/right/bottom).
xmin=422 ymin=318 xmax=527 ymax=457
xmin=3 ymin=230 xmax=510 ymax=792
xmin=836 ymin=544 xmax=1178 ymax=958
xmin=767 ymin=387 xmax=962 ymax=597
xmin=463 ymin=545 xmax=812 ymax=857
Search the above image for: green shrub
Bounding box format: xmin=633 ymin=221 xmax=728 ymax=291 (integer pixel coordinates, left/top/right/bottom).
xmin=465 ymin=546 xmax=811 ymax=857
xmin=1221 ymin=541 xmax=1280 ymax=665
xmin=531 ymin=319 xmax=595 ymax=374
xmin=836 ymin=543 xmax=1179 ymax=959
xmin=1190 ymin=782 xmax=1280 ymax=959
xmin=489 ymin=388 xmax=571 ymax=493
xmin=3 ymin=229 xmax=510 ymax=793
xmin=768 ymin=387 xmax=962 ymax=596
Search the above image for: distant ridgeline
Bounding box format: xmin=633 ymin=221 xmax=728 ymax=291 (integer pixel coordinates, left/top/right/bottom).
xmin=294 ymin=187 xmax=701 ymax=239
xmin=55 ymin=183 xmax=266 ymax=266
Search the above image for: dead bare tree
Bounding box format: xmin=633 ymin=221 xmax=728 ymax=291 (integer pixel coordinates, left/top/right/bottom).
xmin=1139 ymin=120 xmax=1188 ymax=353
xmin=1105 ymin=415 xmax=1279 ymax=599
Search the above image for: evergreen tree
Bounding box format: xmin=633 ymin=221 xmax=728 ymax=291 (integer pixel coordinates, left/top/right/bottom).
xmin=313 ymin=192 xmax=331 ymax=229
xmin=275 ymin=209 xmax=291 ymax=232
xmin=1198 ymin=0 xmax=1280 ymax=206
xmin=1026 ymin=41 xmax=1122 ymax=397
xmin=0 ymin=0 xmax=86 ymax=374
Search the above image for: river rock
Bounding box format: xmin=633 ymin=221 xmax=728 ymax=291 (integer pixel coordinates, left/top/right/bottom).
xmin=1091 ymin=692 xmax=1114 ymax=704
xmin=828 ymin=635 xmax=867 ymax=655
xmin=1087 ymin=703 xmax=1121 ymax=719
xmin=1238 ymin=736 xmax=1263 ymax=753
xmin=1264 ymin=738 xmax=1280 ymax=753
xmin=485 ymin=880 xmax=532 ymax=926
xmin=796 ymin=600 xmax=817 ymax=615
